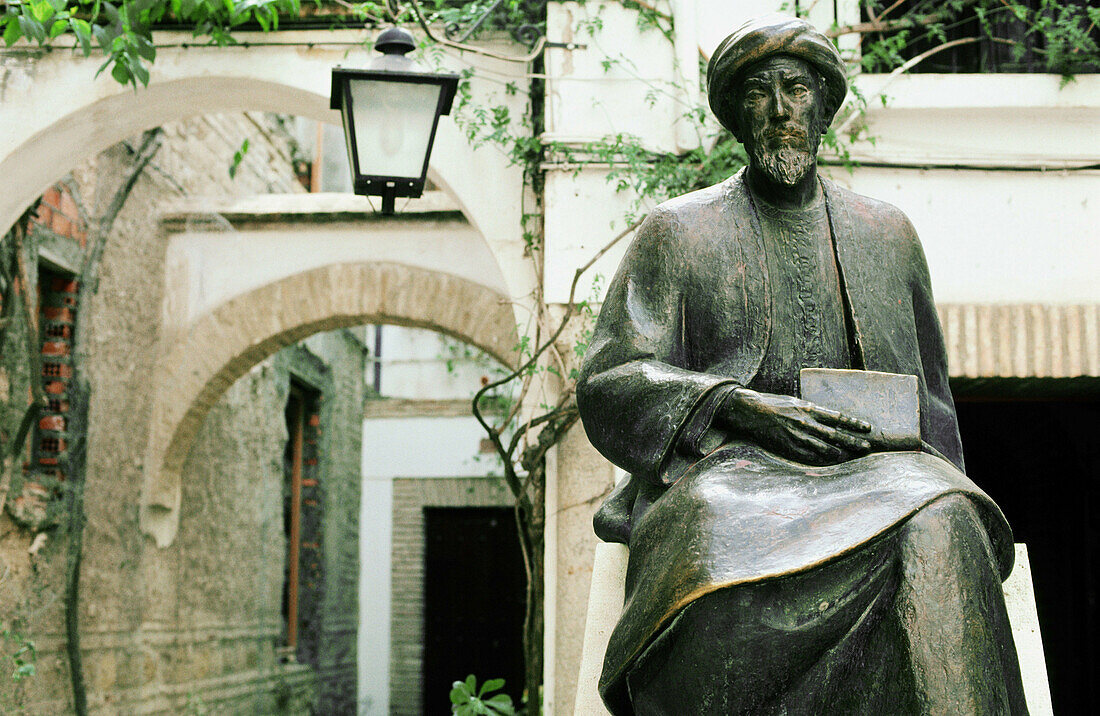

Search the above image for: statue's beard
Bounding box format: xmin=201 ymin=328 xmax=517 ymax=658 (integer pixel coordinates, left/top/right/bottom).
xmin=747 ymin=124 xmax=820 ymax=187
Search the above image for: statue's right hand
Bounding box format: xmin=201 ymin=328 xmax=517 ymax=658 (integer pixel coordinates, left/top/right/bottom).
xmin=717 ymin=387 xmax=873 ymax=465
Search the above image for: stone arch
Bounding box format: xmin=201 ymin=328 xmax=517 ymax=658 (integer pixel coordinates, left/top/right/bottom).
xmin=0 ymin=37 xmax=530 ymax=300
xmin=141 ymin=261 xmax=518 ymax=547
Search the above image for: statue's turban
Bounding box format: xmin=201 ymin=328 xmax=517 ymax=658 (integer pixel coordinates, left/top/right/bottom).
xmin=707 ymin=14 xmax=847 ymax=140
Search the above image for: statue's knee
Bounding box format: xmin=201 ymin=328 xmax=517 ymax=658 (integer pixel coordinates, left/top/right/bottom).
xmin=899 ymin=493 xmax=989 ymax=562
xmin=905 ymin=492 xmax=978 ymax=532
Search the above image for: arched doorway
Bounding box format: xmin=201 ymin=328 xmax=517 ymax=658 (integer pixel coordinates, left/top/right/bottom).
xmin=142 ymin=260 xmax=520 ymax=546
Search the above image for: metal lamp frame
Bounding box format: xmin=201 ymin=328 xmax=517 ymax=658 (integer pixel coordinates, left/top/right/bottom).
xmin=330 ymin=66 xmax=459 ymax=214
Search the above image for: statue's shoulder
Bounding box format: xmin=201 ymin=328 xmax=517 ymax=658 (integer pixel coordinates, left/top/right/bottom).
xmin=640 ymin=174 xmax=743 ymax=238
xmin=655 ymin=179 xmax=732 ymax=216
xmin=822 ymin=178 xmax=918 ymax=239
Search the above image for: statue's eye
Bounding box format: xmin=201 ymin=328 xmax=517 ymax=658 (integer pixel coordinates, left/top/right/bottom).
xmin=790 ymin=84 xmax=810 ymax=97
xmin=744 ymin=89 xmax=766 ymax=102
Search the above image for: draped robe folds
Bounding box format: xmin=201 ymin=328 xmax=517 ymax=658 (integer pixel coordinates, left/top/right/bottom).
xmin=576 ymin=169 xmax=1015 ymax=713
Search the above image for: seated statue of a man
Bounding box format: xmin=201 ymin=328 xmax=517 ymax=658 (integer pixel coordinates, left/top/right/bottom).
xmin=576 ymin=15 xmax=1028 ymax=715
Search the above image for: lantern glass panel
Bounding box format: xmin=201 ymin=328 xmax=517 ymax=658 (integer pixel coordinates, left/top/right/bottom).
xmin=347 ymin=78 xmax=442 ymax=180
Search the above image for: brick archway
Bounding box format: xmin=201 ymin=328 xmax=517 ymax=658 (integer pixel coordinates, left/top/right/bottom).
xmin=140 ymin=261 xmax=518 ymax=546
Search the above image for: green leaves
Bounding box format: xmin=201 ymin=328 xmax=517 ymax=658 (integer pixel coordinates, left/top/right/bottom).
xmin=0 ymin=0 xmax=299 ymax=88
xmin=3 ymin=18 xmax=21 ymax=46
xmin=425 ymin=0 xmax=540 ymax=45
xmin=228 ymin=137 xmax=250 ymax=179
xmin=1 ymin=626 xmax=37 ymax=684
xmin=1029 ymin=0 xmax=1100 ymax=76
xmin=860 ymin=30 xmax=910 ymax=73
xmin=574 ymin=126 xmax=748 ymax=225
xmin=449 ymin=674 xmax=516 ymax=716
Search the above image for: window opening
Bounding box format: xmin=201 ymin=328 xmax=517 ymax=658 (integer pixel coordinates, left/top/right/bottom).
xmin=282 ymin=380 xmax=325 ymax=667
xmin=8 ymin=267 xmax=81 ymax=530
xmin=859 ymin=0 xmax=1099 ymax=74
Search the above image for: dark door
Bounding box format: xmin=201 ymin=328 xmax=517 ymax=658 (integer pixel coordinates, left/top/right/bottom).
xmin=422 ymin=506 xmax=526 ymax=712
xmin=954 ymin=393 xmax=1099 ymax=714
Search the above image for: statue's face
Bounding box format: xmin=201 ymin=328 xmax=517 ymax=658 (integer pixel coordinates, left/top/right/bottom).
xmin=736 ymin=55 xmax=824 ymax=187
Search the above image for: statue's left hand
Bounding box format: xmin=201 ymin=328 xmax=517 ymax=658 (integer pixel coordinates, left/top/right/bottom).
xmin=717 ymin=387 xmax=874 ymax=465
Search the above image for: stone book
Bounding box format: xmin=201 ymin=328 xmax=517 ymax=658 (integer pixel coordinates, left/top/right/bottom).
xmin=800 ymin=368 xmax=922 ymax=451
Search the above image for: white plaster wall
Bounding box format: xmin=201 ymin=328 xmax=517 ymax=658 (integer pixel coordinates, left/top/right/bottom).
xmin=161 ymin=200 xmax=508 ymax=330
xmin=359 ymin=477 xmax=393 ymax=716
xmin=543 ymin=168 xmax=641 ymax=305
xmin=542 ymin=6 xmax=1100 ymax=307
xmin=544 ymin=0 xmax=855 ymax=155
xmin=544 ymin=85 xmax=1100 ymax=305
xmin=848 ymin=75 xmax=1100 ymax=168
xmin=544 ymin=163 xmax=1100 ymax=306
xmin=545 ymin=3 xmax=680 ymax=151
xmin=356 ymin=324 xmax=508 ymax=715
xmin=694 ymin=0 xmax=799 ymax=56
xmin=361 ymin=417 xmax=490 ymax=479
xmin=358 ymin=413 xmax=500 ymax=716
xmin=834 ymin=167 xmax=1100 ymax=304
xmin=365 ymin=325 xmax=502 ymax=401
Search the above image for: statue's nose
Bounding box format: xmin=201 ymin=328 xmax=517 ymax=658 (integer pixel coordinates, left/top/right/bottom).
xmin=770 ymin=87 xmax=791 ymax=118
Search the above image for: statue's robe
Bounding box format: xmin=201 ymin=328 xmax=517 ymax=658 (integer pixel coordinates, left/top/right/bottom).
xmin=577 ymin=169 xmax=1019 ymax=714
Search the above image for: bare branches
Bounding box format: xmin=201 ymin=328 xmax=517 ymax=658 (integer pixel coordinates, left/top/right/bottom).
xmin=404 ymin=0 xmax=548 ymax=64
xmin=876 ymin=0 xmax=910 ymax=23
xmin=470 ymin=215 xmax=642 ymax=475
xmin=834 ymin=36 xmax=1014 ymax=138
xmin=829 ymin=16 xmax=943 ymax=38
xmin=506 ymin=393 xmax=576 ymax=460
xmin=469 ymin=212 xmax=643 ymax=590
xmin=827 ymin=1 xmax=982 ymax=38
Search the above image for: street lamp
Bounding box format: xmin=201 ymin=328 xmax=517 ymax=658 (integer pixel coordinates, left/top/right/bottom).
xmin=330 ymin=27 xmax=460 ymax=214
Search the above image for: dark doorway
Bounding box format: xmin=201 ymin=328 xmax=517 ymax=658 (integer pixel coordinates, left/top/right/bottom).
xmin=953 ymin=381 xmax=1100 ymax=714
xmin=422 ymin=507 xmax=526 ymax=711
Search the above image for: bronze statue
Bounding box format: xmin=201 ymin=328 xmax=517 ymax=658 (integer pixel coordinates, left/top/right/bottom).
xmin=577 ymin=14 xmax=1028 ymax=715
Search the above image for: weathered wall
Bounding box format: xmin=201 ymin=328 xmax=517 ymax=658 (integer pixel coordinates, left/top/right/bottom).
xmin=1 ymin=110 xmax=362 ymax=713
xmin=78 ymin=111 xmax=309 ymax=715
xmin=0 ymin=177 xmax=95 ymax=711
xmin=141 ymin=359 xmax=315 ymax=715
